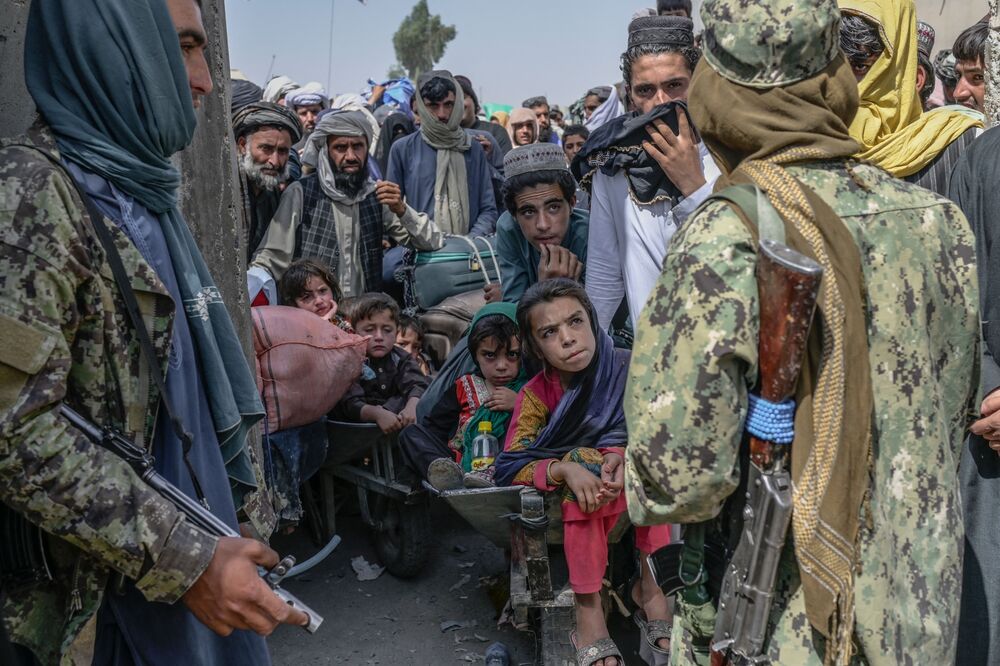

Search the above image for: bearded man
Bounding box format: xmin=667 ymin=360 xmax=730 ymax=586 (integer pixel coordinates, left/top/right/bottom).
xmin=232 ymin=101 xmax=302 ymax=259
xmin=249 ymin=110 xmax=443 ymax=304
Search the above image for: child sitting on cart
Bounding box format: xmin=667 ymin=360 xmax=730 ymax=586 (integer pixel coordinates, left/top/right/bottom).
xmin=400 ymin=303 xmax=527 ymax=489
xmin=396 ymin=314 xmax=433 ymax=376
xmin=279 ymin=259 xmax=354 ymax=333
xmin=337 ymin=293 xmax=429 ymax=434
xmin=494 ymin=278 xmax=671 ymax=666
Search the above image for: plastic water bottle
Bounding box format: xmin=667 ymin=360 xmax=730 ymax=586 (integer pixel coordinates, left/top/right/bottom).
xmin=470 ymin=422 xmax=499 ymax=472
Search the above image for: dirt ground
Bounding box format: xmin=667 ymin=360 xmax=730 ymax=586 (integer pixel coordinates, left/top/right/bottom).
xmin=266 ymin=502 xmax=645 ymax=665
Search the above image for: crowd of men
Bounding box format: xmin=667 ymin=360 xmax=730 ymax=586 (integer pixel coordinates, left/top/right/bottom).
xmin=1 ymin=0 xmax=1000 ymax=664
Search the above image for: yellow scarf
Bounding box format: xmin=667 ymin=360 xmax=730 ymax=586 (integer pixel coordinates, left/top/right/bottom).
xmin=840 ymin=0 xmax=982 ymax=177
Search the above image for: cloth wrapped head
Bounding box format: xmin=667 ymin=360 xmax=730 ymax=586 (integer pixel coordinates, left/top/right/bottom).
xmin=232 ymin=101 xmax=303 ymax=145
xmin=231 ymin=79 xmax=264 ymax=114
xmin=263 ymin=75 xmax=299 ymax=103
xmin=285 ymin=82 xmax=328 ymax=109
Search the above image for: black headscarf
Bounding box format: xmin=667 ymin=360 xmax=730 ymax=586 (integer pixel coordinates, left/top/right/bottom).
xmin=374 ymin=111 xmax=416 ymax=174
xmin=231 ymin=79 xmax=264 ymax=114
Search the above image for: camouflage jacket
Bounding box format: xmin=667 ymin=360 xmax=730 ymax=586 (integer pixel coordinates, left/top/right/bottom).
xmin=625 ymin=161 xmax=980 ymax=665
xmin=0 ymin=126 xmax=217 ymax=665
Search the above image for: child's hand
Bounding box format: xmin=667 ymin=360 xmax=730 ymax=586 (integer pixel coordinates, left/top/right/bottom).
xmin=551 ymin=462 xmax=605 ymax=514
xmin=596 ymin=452 xmax=624 ymax=507
xmin=486 ymin=387 xmax=518 ymax=413
xmin=398 ymin=399 xmax=419 ymax=428
xmin=600 ymin=452 xmax=624 ymax=492
xmin=373 ymin=407 xmax=402 ymax=434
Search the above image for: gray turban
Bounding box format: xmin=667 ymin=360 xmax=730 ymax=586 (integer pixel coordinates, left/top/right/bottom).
xmin=231 ymin=101 xmax=303 ymax=144
xmin=302 ymin=109 xmax=375 ymax=168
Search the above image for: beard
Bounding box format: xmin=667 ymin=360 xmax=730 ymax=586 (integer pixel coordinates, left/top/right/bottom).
xmin=333 ymin=165 xmax=368 ymax=198
xmin=239 ymin=151 xmax=290 ymax=191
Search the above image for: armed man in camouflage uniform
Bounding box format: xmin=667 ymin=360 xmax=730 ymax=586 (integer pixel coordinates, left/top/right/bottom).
xmin=624 ymin=0 xmax=980 ymax=664
xmin=0 ymin=0 xmax=306 ymax=664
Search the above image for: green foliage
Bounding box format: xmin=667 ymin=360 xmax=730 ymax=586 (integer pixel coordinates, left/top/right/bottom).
xmin=391 ymin=0 xmax=457 ymax=80
xmin=387 ymin=64 xmax=407 ymax=80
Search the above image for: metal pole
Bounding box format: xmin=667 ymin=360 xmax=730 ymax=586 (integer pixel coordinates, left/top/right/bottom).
xmin=326 ymin=0 xmax=336 ymax=94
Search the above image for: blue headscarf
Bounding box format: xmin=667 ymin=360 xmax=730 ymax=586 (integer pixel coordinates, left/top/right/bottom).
xmin=493 ymin=294 xmax=630 ymax=487
xmin=25 ymin=0 xmax=265 ymax=508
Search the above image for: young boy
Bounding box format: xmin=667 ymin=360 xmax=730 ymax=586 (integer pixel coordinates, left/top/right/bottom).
xmin=279 ymin=259 xmax=354 ymax=333
xmin=338 ymin=293 xmax=429 ymax=433
xmin=400 ymin=303 xmax=526 ymax=490
xmin=396 ymin=314 xmax=433 ymax=376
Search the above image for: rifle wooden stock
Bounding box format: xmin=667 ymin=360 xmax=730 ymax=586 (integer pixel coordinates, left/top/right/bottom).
xmin=749 ymin=240 xmax=823 ymax=468
xmin=709 ymin=239 xmax=823 ymax=666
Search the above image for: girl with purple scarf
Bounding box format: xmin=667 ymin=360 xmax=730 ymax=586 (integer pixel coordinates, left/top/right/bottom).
xmin=495 ymin=279 xmax=671 ymax=666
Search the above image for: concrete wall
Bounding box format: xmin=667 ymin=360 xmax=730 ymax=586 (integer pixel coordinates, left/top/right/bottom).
xmin=0 ymin=0 xmax=274 ymax=532
xmin=0 ymin=0 xmax=34 ymax=138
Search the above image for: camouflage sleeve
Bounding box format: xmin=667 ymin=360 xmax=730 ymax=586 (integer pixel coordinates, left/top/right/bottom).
xmin=0 ymin=162 xmax=215 ymax=604
xmin=625 ymin=201 xmax=759 ymax=526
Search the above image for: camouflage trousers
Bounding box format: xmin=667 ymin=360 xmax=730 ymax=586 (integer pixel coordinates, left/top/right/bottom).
xmin=668 ymin=556 xmax=873 ymax=666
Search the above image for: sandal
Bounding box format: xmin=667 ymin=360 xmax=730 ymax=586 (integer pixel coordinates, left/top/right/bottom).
xmin=626 ymin=572 xmax=671 ymax=666
xmin=571 ymin=631 xmax=626 ymax=666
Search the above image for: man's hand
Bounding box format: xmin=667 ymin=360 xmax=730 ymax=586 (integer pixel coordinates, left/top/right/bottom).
xmin=473 ymin=134 xmax=493 ymax=158
xmin=375 ymin=180 xmax=407 ymax=217
xmin=483 ymin=282 xmax=501 ymax=303
xmin=537 ymin=245 xmax=583 ymax=282
xmin=182 ymin=537 xmax=308 ymax=637
xmin=485 ymin=386 xmax=518 ymax=413
xmin=375 ymin=407 xmax=403 ymax=434
xmin=551 ymin=462 xmax=605 ymax=513
xmin=398 ymin=397 xmax=419 ymax=428
xmin=642 ymin=112 xmax=706 ymax=197
xmin=970 ymin=390 xmax=1000 ymax=452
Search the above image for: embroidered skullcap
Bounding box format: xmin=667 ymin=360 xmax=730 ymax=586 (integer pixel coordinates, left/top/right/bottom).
xmin=504 ymin=143 xmax=569 ymax=180
xmin=916 ymin=20 xmax=936 ymax=60
xmin=626 ymin=15 xmax=694 ymax=50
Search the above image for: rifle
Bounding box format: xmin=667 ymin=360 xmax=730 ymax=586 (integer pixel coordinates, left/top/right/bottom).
xmin=709 ymin=239 xmax=823 ymax=665
xmin=60 ymin=405 xmax=323 ymax=633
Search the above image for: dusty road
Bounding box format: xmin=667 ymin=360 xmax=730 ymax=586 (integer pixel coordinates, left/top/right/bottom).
xmin=266 ymin=502 xmax=644 ymax=665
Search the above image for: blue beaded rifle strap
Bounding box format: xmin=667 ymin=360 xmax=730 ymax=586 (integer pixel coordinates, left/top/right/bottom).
xmin=746 ymin=394 xmax=796 ymax=445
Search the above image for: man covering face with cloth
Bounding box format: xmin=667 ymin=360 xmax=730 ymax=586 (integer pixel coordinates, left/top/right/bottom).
xmin=249 ymin=109 xmax=444 ymax=304
xmin=387 ymin=70 xmax=498 ymax=238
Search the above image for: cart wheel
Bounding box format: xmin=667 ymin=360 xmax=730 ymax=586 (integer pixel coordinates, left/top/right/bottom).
xmin=536 ymin=605 xmax=576 ymax=666
xmin=374 ymin=498 xmax=430 ymax=578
